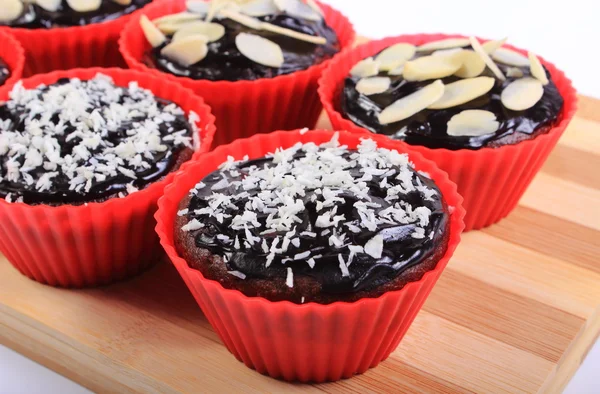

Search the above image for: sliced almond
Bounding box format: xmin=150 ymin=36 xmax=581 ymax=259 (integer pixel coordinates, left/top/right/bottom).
xmin=374 ymin=43 xmax=416 ymax=72
xmin=388 ymin=65 xmax=404 ymax=76
xmin=501 ymin=77 xmax=544 ymax=111
xmin=261 ymin=22 xmax=326 ymax=44
xmin=506 ymin=67 xmax=524 ymax=78
xmin=417 ymin=38 xmax=470 ymax=52
xmin=111 ymin=0 xmax=132 ymax=5
xmin=447 ymin=110 xmax=500 ymax=137
xmin=140 ymin=15 xmax=167 ymax=48
xmin=236 ymin=32 xmax=284 ymax=68
xmin=402 ymin=54 xmax=462 ymax=81
xmin=350 ymin=57 xmax=380 ymax=78
xmin=219 ymin=8 xmax=326 ymax=44
xmin=154 ymin=12 xmax=202 ymax=26
xmin=173 ymin=30 xmax=210 ymax=43
xmin=454 ymin=50 xmax=486 ymax=78
xmin=378 ymin=80 xmax=445 ymax=125
xmin=356 ymin=77 xmax=391 ymax=96
xmin=432 ymin=48 xmax=463 ymax=57
xmin=172 ymin=21 xmax=225 ymax=42
xmin=274 ymin=0 xmax=321 ymax=21
xmin=429 ymin=76 xmax=494 ymax=109
xmin=491 ymin=48 xmax=529 ymax=67
xmin=469 ymin=36 xmax=506 ymax=81
xmin=239 ymin=0 xmax=278 ymax=17
xmin=205 ymin=0 xmax=235 ymax=22
xmin=306 ymin=0 xmax=323 ymax=15
xmin=187 ymin=0 xmax=210 ymax=15
xmin=218 ymin=8 xmax=262 ymax=29
xmin=157 ymin=21 xmax=208 ymax=34
xmin=36 ymin=0 xmax=61 ymax=12
xmin=528 ymin=52 xmax=549 ymax=85
xmin=161 ymin=35 xmax=209 ymax=67
xmin=66 ymin=0 xmax=101 ymax=12
xmin=481 ymin=37 xmax=507 ymax=54
xmin=0 ymin=0 xmax=22 ymax=22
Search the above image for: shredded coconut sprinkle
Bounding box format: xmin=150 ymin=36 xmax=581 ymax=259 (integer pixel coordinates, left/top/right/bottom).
xmin=0 ymin=73 xmax=197 ymax=203
xmin=182 ymin=134 xmax=444 ymax=292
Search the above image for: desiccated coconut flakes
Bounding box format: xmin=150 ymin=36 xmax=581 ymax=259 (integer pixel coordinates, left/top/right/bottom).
xmin=0 ymin=74 xmax=195 ymax=200
xmin=184 ymin=135 xmax=441 ymax=288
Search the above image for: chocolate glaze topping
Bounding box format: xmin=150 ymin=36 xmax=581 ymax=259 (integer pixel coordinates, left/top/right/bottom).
xmin=1 ymin=0 xmax=150 ymax=28
xmin=0 ymin=74 xmax=195 ymax=205
xmin=180 ymin=137 xmax=448 ymax=295
xmin=341 ymin=45 xmax=564 ymax=150
xmin=147 ymin=12 xmax=339 ymax=81
xmin=0 ymin=59 xmax=9 ymax=86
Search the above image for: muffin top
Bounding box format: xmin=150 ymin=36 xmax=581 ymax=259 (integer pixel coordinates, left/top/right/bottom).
xmin=140 ymin=0 xmax=339 ymax=81
xmin=340 ymin=37 xmax=564 ymax=150
xmin=0 ymin=0 xmax=151 ymax=28
xmin=177 ymin=134 xmax=449 ymax=303
xmin=0 ymin=58 xmax=9 ymax=86
xmin=0 ymin=73 xmax=198 ymax=205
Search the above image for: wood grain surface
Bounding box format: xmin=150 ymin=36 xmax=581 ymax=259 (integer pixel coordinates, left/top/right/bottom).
xmin=1 ymin=96 xmax=599 ymax=394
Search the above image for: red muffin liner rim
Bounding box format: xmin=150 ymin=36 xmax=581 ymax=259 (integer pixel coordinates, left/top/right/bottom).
xmin=0 ymin=67 xmax=216 ymax=213
xmin=118 ymin=0 xmax=356 ymax=89
xmin=318 ymin=33 xmax=579 ymax=156
xmin=0 ymin=30 xmax=25 ymax=88
xmin=155 ymin=128 xmax=466 ymax=309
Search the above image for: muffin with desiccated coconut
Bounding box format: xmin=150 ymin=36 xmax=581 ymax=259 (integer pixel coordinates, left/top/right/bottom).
xmin=120 ymin=0 xmax=355 ymax=146
xmin=174 ymin=134 xmax=450 ymax=304
xmin=0 ymin=0 xmax=156 ymax=74
xmin=319 ymin=34 xmax=577 ymax=230
xmin=0 ymin=68 xmax=216 ymax=287
xmin=155 ymin=129 xmax=465 ymax=381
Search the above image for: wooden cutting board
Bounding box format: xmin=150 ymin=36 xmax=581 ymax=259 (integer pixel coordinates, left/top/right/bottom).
xmin=1 ymin=95 xmax=599 ymax=394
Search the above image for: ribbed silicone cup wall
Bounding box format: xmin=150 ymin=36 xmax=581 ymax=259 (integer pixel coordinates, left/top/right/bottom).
xmin=0 ymin=29 xmax=25 ymax=87
xmin=155 ymin=129 xmax=465 ymax=382
xmin=0 ymin=67 xmax=217 ymax=287
xmin=119 ymin=0 xmax=356 ymax=147
xmin=318 ymin=34 xmax=578 ymax=231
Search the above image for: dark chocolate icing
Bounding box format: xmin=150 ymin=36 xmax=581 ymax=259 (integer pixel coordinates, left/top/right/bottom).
xmin=0 ymin=76 xmax=194 ymax=205
xmin=0 ymin=58 xmax=9 ymax=86
xmin=1 ymin=0 xmax=150 ymax=28
xmin=183 ymin=147 xmax=448 ymax=295
xmin=147 ymin=12 xmax=339 ymax=81
xmin=341 ymin=46 xmax=564 ymax=150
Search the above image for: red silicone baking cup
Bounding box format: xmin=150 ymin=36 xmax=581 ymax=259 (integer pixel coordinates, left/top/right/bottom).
xmin=0 ymin=29 xmax=25 ymax=87
xmin=119 ymin=0 xmax=355 ymax=147
xmin=156 ymin=129 xmax=465 ymax=382
xmin=1 ymin=1 xmax=159 ymax=76
xmin=318 ymin=34 xmax=578 ymax=231
xmin=0 ymin=67 xmax=216 ymax=287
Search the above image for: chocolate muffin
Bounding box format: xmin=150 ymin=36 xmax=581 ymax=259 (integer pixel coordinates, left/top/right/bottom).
xmin=139 ymin=0 xmax=340 ymax=81
xmin=0 ymin=0 xmax=151 ymax=28
xmin=0 ymin=73 xmax=198 ymax=205
xmin=175 ymin=135 xmax=450 ymax=304
xmin=0 ymin=58 xmax=9 ymax=86
xmin=340 ymin=37 xmax=564 ymax=150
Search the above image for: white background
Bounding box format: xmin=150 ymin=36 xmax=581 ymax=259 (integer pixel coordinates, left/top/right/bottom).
xmin=1 ymin=0 xmax=599 ymax=393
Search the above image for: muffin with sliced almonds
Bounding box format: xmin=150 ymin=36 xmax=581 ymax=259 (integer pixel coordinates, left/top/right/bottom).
xmin=319 ymin=34 xmax=577 ymax=230
xmin=137 ymin=0 xmax=340 ymax=81
xmin=0 ymin=0 xmax=151 ymax=28
xmin=0 ymin=0 xmax=155 ymax=74
xmin=119 ymin=0 xmax=355 ymax=146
